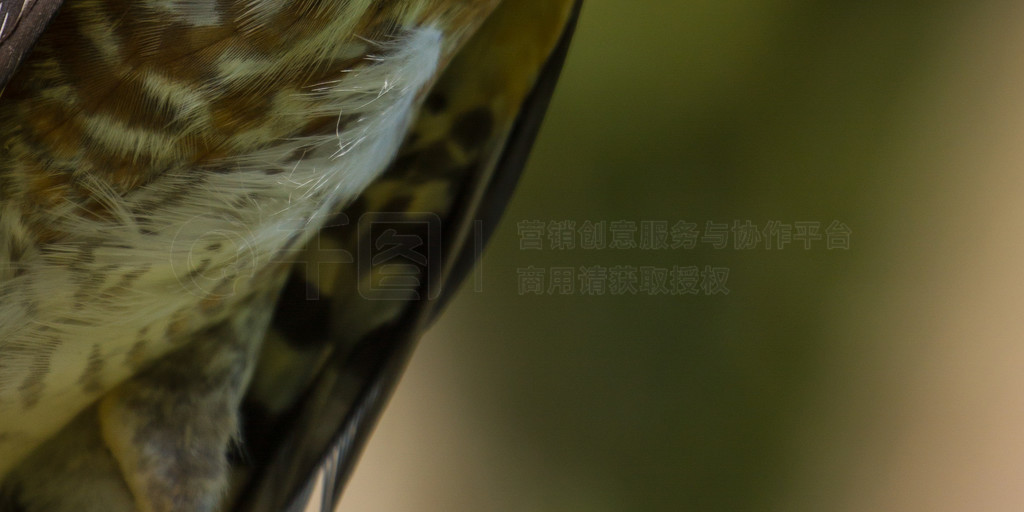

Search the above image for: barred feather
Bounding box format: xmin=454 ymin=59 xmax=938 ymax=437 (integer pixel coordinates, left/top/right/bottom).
xmin=0 ymin=0 xmax=579 ymax=510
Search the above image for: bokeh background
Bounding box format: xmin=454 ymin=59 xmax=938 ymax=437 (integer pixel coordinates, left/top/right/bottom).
xmin=341 ymin=2 xmax=1024 ymax=511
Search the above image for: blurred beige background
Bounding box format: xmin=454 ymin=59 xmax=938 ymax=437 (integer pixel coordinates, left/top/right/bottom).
xmin=341 ymin=1 xmax=1024 ymax=511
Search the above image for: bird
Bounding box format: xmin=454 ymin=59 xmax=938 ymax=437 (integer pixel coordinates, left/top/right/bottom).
xmin=0 ymin=1 xmax=582 ymax=511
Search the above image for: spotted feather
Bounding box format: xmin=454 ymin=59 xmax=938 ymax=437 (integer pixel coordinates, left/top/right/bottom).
xmin=0 ymin=0 xmax=581 ymax=510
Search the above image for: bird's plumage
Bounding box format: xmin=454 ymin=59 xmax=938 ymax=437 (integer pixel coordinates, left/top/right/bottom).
xmin=0 ymin=1 xmax=581 ymax=510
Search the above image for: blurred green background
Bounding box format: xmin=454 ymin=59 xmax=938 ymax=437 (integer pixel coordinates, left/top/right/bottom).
xmin=342 ymin=2 xmax=1024 ymax=511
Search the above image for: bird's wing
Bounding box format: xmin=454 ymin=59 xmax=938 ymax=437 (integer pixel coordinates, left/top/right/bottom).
xmin=0 ymin=1 xmax=582 ymax=510
xmin=233 ymin=1 xmax=584 ymax=511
